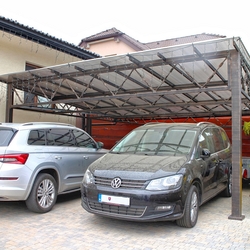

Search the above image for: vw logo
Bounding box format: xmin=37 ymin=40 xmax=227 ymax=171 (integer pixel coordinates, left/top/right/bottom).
xmin=111 ymin=177 xmax=122 ymax=189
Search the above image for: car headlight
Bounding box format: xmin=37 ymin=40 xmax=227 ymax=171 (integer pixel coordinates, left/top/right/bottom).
xmin=146 ymin=174 xmax=183 ymax=191
xmin=83 ymin=169 xmax=95 ymax=185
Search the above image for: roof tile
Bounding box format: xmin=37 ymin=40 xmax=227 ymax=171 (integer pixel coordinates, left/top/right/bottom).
xmin=144 ymin=33 xmax=226 ymax=49
xmin=80 ymin=28 xmax=226 ymax=51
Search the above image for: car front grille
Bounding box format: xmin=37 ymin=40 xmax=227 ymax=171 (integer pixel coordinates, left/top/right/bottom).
xmin=88 ymin=201 xmax=146 ymax=217
xmin=94 ymin=176 xmax=146 ymax=189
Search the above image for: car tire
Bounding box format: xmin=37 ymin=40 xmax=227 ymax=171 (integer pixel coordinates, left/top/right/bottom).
xmin=25 ymin=173 xmax=58 ymax=213
xmin=176 ymin=185 xmax=199 ymax=228
xmin=221 ymin=170 xmax=232 ymax=197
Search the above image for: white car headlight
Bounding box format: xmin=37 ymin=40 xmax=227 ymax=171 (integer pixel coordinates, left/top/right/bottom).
xmin=146 ymin=174 xmax=183 ymax=191
xmin=83 ymin=169 xmax=94 ymax=185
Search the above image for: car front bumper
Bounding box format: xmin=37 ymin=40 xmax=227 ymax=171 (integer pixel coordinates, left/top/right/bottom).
xmin=81 ymin=185 xmax=185 ymax=222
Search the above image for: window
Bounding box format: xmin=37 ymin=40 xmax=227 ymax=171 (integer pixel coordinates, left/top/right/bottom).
xmin=199 ymin=128 xmax=216 ymax=153
xmin=24 ymin=64 xmax=39 ymax=104
xmin=28 ymin=130 xmax=46 ymax=145
xmin=220 ymin=129 xmax=230 ymax=149
xmin=211 ymin=128 xmax=226 ymax=152
xmin=199 ymin=127 xmax=229 ymax=154
xmin=0 ymin=129 xmax=16 ymax=146
xmin=27 ymin=128 xmax=98 ymax=147
xmin=162 ymin=129 xmax=196 ymax=147
xmin=73 ymin=130 xmax=96 ymax=148
xmin=24 ymin=63 xmax=51 ymax=108
xmin=112 ymin=127 xmax=196 ymax=155
xmin=47 ymin=129 xmax=76 ymax=146
xmin=159 ymin=128 xmax=196 ymax=154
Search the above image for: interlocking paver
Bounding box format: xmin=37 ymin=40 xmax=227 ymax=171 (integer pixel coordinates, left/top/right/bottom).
xmin=1 ymin=184 xmax=250 ymax=250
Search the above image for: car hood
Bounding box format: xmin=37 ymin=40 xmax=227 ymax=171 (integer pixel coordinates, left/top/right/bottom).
xmin=89 ymin=153 xmax=187 ymax=180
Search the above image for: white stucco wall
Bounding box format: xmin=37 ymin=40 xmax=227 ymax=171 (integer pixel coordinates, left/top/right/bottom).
xmin=0 ymin=30 xmax=82 ymax=124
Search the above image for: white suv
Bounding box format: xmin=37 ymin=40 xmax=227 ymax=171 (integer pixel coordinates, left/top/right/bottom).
xmin=0 ymin=122 xmax=108 ymax=213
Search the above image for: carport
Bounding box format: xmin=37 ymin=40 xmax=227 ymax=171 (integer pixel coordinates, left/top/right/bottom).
xmin=0 ymin=37 xmax=249 ymax=220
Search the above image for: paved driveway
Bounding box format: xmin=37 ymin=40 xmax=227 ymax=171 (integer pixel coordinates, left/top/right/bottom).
xmin=1 ymin=184 xmax=250 ymax=250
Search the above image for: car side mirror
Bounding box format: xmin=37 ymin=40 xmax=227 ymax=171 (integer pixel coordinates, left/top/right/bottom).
xmin=201 ymin=148 xmax=211 ymax=158
xmin=96 ymin=141 xmax=104 ymax=149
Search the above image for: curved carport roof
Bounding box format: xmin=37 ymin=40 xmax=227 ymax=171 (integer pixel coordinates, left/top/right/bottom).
xmin=1 ymin=37 xmax=249 ymax=221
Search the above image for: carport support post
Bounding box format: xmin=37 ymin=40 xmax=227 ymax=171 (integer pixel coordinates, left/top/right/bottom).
xmin=5 ymin=83 xmax=13 ymax=122
xmin=82 ymin=114 xmax=92 ymax=135
xmin=228 ymin=50 xmax=245 ymax=221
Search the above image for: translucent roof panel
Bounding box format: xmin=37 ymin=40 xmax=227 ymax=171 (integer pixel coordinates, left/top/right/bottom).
xmin=0 ymin=37 xmax=250 ymax=120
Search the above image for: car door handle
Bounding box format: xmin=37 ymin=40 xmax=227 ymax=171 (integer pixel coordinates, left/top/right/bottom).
xmin=55 ymin=156 xmax=62 ymax=160
xmin=83 ymin=156 xmax=89 ymax=160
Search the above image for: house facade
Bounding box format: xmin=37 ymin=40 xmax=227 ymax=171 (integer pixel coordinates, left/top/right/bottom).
xmin=0 ymin=16 xmax=99 ymax=124
xmin=79 ymin=27 xmax=225 ymax=56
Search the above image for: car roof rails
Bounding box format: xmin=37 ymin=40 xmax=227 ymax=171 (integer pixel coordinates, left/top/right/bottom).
xmin=21 ymin=122 xmax=74 ymax=127
xmin=196 ymin=122 xmax=215 ymax=126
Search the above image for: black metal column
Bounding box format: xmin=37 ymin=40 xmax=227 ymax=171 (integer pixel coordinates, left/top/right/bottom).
xmin=228 ymin=50 xmax=245 ymax=220
xmin=81 ymin=114 xmax=92 ymax=135
xmin=5 ymin=84 xmax=13 ymax=122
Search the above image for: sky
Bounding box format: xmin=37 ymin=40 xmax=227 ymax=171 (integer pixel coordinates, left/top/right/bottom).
xmin=0 ymin=0 xmax=249 ymax=52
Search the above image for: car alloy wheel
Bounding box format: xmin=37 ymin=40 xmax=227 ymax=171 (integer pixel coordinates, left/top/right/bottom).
xmin=190 ymin=190 xmax=198 ymax=223
xmin=26 ymin=173 xmax=58 ymax=213
xmin=176 ymin=185 xmax=199 ymax=228
xmin=37 ymin=178 xmax=56 ymax=208
xmin=222 ymin=170 xmax=232 ymax=197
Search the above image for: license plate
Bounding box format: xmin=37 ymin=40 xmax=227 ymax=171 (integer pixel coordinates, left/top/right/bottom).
xmin=98 ymin=194 xmax=130 ymax=206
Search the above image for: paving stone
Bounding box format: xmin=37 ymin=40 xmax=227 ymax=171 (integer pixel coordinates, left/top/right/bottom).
xmin=0 ymin=186 xmax=250 ymax=250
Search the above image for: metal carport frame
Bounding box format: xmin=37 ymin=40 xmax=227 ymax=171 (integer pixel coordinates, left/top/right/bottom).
xmin=1 ymin=37 xmax=249 ymax=220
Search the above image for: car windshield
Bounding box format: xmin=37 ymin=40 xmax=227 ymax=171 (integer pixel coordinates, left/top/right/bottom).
xmin=111 ymin=127 xmax=197 ymax=156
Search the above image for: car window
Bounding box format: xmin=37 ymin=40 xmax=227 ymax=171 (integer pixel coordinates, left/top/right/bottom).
xmin=112 ymin=130 xmax=144 ymax=152
xmin=211 ymin=128 xmax=227 ymax=152
xmin=72 ymin=129 xmax=97 ymax=148
xmin=199 ymin=128 xmax=214 ymax=153
xmin=158 ymin=129 xmax=196 ymax=155
xmin=47 ymin=129 xmax=76 ymax=146
xmin=162 ymin=129 xmax=196 ymax=147
xmin=0 ymin=129 xmax=16 ymax=146
xmin=112 ymin=127 xmax=197 ymax=155
xmin=220 ymin=128 xmax=230 ymax=149
xmin=28 ymin=129 xmax=46 ymax=145
xmin=199 ymin=127 xmax=229 ymax=154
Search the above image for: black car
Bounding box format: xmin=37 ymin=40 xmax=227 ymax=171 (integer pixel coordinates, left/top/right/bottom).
xmin=81 ymin=122 xmax=232 ymax=228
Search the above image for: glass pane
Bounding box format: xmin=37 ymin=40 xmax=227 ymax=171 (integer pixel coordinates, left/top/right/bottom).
xmin=28 ymin=130 xmax=46 ymax=145
xmin=73 ymin=130 xmax=96 ymax=148
xmin=47 ymin=129 xmax=75 ymax=146
xmin=211 ymin=128 xmax=225 ymax=152
xmin=0 ymin=129 xmax=15 ymax=146
xmin=112 ymin=127 xmax=196 ymax=155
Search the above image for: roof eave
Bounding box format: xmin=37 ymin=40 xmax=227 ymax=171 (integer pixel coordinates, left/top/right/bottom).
xmin=0 ymin=16 xmax=100 ymax=60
